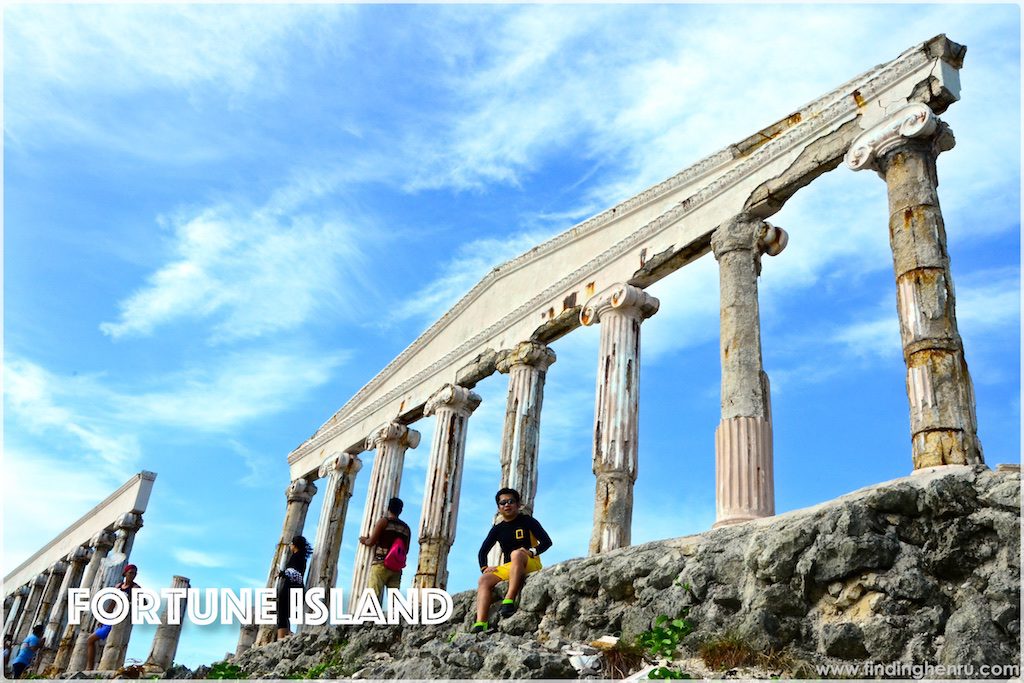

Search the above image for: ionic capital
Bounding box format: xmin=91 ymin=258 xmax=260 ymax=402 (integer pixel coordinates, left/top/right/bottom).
xmin=115 ymin=512 xmax=143 ymax=532
xmin=90 ymin=530 xmax=116 ymax=551
xmin=286 ymin=477 xmax=317 ymax=504
xmin=318 ymin=451 xmax=363 ymax=479
xmin=32 ymin=572 xmax=47 ymax=587
xmin=845 ymin=103 xmax=955 ymax=173
xmin=67 ymin=546 xmax=91 ymax=564
xmin=580 ymin=283 xmax=660 ymax=327
xmin=711 ymin=214 xmax=789 ymax=261
xmin=14 ymin=585 xmax=29 ymax=597
xmin=49 ymin=561 xmax=69 ymax=577
xmin=496 ymin=341 xmax=556 ymax=375
xmin=425 ymin=384 xmax=482 ymax=418
xmin=365 ymin=422 xmax=421 ymax=452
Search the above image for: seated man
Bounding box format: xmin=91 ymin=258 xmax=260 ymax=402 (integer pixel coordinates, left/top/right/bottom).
xmin=471 ymin=487 xmax=552 ymax=633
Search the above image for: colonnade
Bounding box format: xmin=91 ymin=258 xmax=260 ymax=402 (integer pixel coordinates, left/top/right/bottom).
xmin=236 ymin=102 xmax=983 ymax=657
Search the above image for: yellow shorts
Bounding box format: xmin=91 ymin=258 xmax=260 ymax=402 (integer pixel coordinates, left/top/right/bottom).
xmin=492 ymin=555 xmax=542 ymax=581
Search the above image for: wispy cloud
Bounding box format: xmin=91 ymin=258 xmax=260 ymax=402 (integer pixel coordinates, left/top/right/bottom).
xmin=173 ymin=549 xmax=228 ymax=568
xmin=100 ymin=204 xmax=371 ymax=343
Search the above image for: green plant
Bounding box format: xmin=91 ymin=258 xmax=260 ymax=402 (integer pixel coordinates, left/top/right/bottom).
xmin=208 ymin=661 xmax=247 ymax=679
xmin=648 ymin=665 xmax=691 ymax=679
xmin=636 ymin=613 xmax=693 ymax=660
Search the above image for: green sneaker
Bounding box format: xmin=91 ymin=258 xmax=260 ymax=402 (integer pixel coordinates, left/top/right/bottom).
xmin=470 ymin=621 xmax=488 ymax=634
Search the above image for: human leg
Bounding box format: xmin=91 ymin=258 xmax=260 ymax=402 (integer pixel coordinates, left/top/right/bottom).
xmin=474 ymin=572 xmax=503 ymax=626
xmin=11 ymin=661 xmax=26 ymax=679
xmin=505 ymin=549 xmax=530 ymax=602
xmin=367 ymin=564 xmax=387 ymax=603
xmin=276 ymin=582 xmax=293 ymax=640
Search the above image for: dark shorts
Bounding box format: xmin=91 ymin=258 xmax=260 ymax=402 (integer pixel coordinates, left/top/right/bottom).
xmin=95 ymin=623 xmax=112 ymax=640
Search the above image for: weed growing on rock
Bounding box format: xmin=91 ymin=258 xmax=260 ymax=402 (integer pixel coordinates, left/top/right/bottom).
xmin=637 ymin=612 xmax=693 ymax=659
xmin=602 ymin=639 xmax=647 ymax=678
xmin=208 ymin=661 xmax=247 ymax=679
xmin=648 ymin=665 xmax=692 ymax=679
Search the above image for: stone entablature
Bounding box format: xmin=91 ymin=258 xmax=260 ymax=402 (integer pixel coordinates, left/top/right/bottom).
xmin=3 ymin=471 xmax=155 ymax=593
xmin=286 ymin=35 xmax=965 ymax=481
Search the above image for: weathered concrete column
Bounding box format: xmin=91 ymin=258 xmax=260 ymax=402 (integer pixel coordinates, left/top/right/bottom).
xmin=306 ymin=452 xmax=363 ymax=598
xmin=97 ymin=513 xmax=145 ymax=672
xmin=249 ymin=477 xmax=317 ymax=650
xmin=414 ymin=384 xmax=482 ymax=589
xmin=35 ymin=548 xmax=87 ymax=674
xmin=12 ymin=573 xmax=48 ymax=647
xmin=142 ymin=576 xmax=190 ymax=674
xmin=485 ymin=342 xmax=556 ymax=566
xmin=846 ymin=102 xmax=983 ymax=469
xmin=711 ymin=214 xmax=788 ymax=527
xmin=30 ymin=561 xmax=69 ymax=665
xmin=61 ymin=531 xmax=114 ymax=673
xmin=350 ymin=422 xmax=420 ymax=611
xmin=580 ymin=284 xmax=659 ymax=555
xmin=3 ymin=585 xmax=29 ymax=638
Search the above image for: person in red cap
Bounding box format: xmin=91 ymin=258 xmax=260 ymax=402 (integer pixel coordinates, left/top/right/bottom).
xmin=86 ymin=564 xmax=140 ymax=669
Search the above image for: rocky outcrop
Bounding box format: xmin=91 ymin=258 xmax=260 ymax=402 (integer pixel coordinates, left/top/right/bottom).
xmin=229 ymin=465 xmax=1019 ymax=679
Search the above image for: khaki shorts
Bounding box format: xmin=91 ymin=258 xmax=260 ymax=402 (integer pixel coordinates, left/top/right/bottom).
xmin=368 ymin=562 xmax=401 ymax=599
xmin=492 ymin=555 xmax=542 ymax=581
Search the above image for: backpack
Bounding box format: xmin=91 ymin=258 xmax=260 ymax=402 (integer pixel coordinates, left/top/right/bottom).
xmin=383 ymin=536 xmax=407 ymax=571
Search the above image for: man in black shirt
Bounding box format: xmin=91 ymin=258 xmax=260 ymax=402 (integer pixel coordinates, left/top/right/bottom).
xmin=471 ymin=488 xmax=552 ymax=633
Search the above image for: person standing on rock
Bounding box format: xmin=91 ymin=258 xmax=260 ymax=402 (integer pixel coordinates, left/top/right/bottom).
xmin=10 ymin=625 xmax=44 ymax=679
xmin=359 ymin=497 xmax=412 ymax=603
xmin=471 ymin=487 xmax=552 ymax=633
xmin=86 ymin=563 xmax=141 ymax=670
xmin=276 ymin=535 xmax=312 ymax=640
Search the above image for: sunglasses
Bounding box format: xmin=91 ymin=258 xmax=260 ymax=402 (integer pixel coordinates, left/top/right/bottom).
xmin=497 ymin=499 xmax=518 ymax=506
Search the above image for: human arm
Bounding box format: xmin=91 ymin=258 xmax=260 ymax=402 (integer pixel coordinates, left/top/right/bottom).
xmin=477 ymin=525 xmax=500 ymax=571
xmin=526 ymin=516 xmax=553 ymax=556
xmin=360 ymin=517 xmax=388 ymax=547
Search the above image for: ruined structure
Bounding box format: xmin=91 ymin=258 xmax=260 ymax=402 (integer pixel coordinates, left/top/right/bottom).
xmin=0 ymin=472 xmax=172 ymax=675
xmin=236 ymin=34 xmax=985 ymax=656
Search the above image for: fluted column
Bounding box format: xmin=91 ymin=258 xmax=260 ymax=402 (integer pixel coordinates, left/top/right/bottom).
xmin=61 ymin=531 xmax=114 ymax=672
xmin=249 ymin=477 xmax=317 ymax=650
xmin=306 ymin=452 xmax=363 ymax=598
xmin=3 ymin=586 xmax=29 ymax=638
xmin=846 ymin=102 xmax=983 ymax=469
xmin=711 ymin=214 xmax=787 ymax=527
xmin=35 ymin=549 xmax=86 ymax=674
xmin=142 ymin=576 xmax=190 ymax=674
xmin=97 ymin=513 xmax=144 ymax=671
xmin=580 ymin=284 xmax=659 ymax=555
xmin=350 ymin=423 xmax=420 ymax=611
xmin=12 ymin=573 xmax=48 ymax=647
xmin=414 ymin=384 xmax=482 ymax=589
xmin=485 ymin=342 xmax=556 ymax=566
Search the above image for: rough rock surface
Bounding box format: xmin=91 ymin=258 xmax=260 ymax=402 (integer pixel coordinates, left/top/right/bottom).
xmin=226 ymin=465 xmax=1018 ymax=679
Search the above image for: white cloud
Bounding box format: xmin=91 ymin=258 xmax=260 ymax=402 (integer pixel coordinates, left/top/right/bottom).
xmin=100 ymin=205 xmax=370 ymax=343
xmin=172 ymin=549 xmax=228 ymax=568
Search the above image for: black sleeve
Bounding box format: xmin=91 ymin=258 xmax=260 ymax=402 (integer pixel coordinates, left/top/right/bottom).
xmin=477 ymin=525 xmax=499 ymax=569
xmin=527 ymin=516 xmax=553 ymax=555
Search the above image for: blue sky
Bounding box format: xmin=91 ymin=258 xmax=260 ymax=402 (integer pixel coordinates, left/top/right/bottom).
xmin=3 ymin=3 xmax=1019 ymax=670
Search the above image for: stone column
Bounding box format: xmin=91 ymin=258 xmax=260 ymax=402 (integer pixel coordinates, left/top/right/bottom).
xmin=30 ymin=562 xmax=69 ymax=658
xmin=306 ymin=452 xmax=363 ymax=598
xmin=61 ymin=531 xmax=114 ymax=673
xmin=484 ymin=342 xmax=556 ymax=565
xmin=846 ymin=102 xmax=983 ymax=469
xmin=97 ymin=513 xmax=145 ymax=671
xmin=580 ymin=283 xmax=659 ymax=555
xmin=3 ymin=586 xmax=29 ymax=638
xmin=249 ymin=477 xmax=317 ymax=650
xmin=142 ymin=576 xmax=190 ymax=675
xmin=711 ymin=214 xmax=788 ymax=527
xmin=350 ymin=423 xmax=420 ymax=611
xmin=414 ymin=384 xmax=482 ymax=589
xmin=35 ymin=549 xmax=87 ymax=674
xmin=12 ymin=573 xmax=48 ymax=648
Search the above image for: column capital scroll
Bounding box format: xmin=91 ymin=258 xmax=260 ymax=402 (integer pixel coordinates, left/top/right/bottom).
xmin=32 ymin=572 xmax=48 ymax=587
xmin=285 ymin=477 xmax=317 ymax=504
xmin=317 ymin=451 xmax=363 ymax=479
xmin=425 ymin=384 xmax=482 ymax=417
xmin=49 ymin=560 xmax=69 ymax=576
xmin=711 ymin=214 xmax=789 ymax=260
xmin=845 ymin=102 xmax=955 ymax=173
xmin=580 ymin=283 xmax=659 ymax=327
xmin=365 ymin=422 xmax=421 ymax=452
xmin=496 ymin=341 xmax=556 ymax=374
xmin=66 ymin=546 xmax=91 ymax=564
xmin=90 ymin=530 xmax=116 ymax=551
xmin=115 ymin=512 xmax=143 ymax=532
